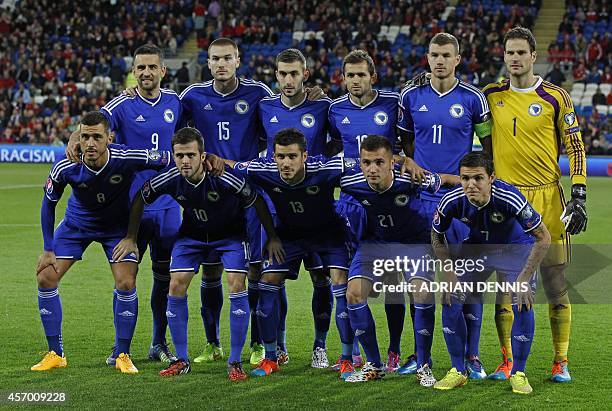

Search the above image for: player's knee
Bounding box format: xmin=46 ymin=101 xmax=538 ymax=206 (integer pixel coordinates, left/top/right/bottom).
xmin=346 ymin=282 xmax=366 ymax=305
xmin=227 ymin=272 xmax=246 ymax=293
xmin=36 ymin=268 xmax=59 ymax=288
xmin=169 ymin=278 xmax=188 ymax=296
xmin=260 ymin=272 xmax=282 ymax=285
xmin=115 ymin=277 xmax=136 ymax=291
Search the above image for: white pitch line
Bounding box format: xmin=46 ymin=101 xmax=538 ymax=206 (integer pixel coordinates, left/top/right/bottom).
xmin=0 ymin=184 xmax=40 ymax=190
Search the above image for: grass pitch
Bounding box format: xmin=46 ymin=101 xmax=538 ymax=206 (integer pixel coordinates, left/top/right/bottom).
xmin=0 ymin=163 xmax=611 ymax=410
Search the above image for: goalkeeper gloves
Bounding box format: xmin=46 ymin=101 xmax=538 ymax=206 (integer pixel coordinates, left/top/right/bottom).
xmin=560 ymin=184 xmax=587 ymax=234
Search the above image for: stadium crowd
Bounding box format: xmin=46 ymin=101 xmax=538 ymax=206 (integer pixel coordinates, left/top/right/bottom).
xmin=0 ymin=0 xmax=194 ymax=145
xmin=0 ymin=0 xmax=610 ymax=153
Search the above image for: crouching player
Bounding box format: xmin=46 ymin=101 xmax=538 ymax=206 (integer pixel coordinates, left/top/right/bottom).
xmin=431 ymin=152 xmax=551 ymax=394
xmin=112 ymin=127 xmax=282 ymax=380
xmin=32 ymin=111 xmax=171 ymax=374
xmin=340 ymin=135 xmax=458 ymax=385
xmin=227 ymin=129 xmax=355 ymax=379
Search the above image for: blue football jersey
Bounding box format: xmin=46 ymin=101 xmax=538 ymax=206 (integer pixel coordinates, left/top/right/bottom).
xmin=398 ymin=80 xmax=490 ymax=200
xmin=340 ymin=165 xmax=441 ymax=243
xmin=432 ymin=179 xmax=541 ymax=244
xmin=44 ymin=144 xmax=171 ymax=234
xmin=259 ymin=95 xmax=331 ymax=156
xmin=179 ymin=78 xmax=273 ymax=161
xmin=235 ymin=156 xmax=351 ymax=238
xmin=328 ymin=90 xmax=400 ymax=158
xmin=100 ymin=89 xmax=182 ymax=210
xmin=141 ymin=165 xmax=257 ymax=240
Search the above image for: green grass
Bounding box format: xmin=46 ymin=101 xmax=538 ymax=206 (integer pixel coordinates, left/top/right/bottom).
xmin=1 ymin=164 xmax=611 ymax=410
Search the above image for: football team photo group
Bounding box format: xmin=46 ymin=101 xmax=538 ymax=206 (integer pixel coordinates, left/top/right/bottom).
xmin=1 ymin=1 xmax=609 ymax=408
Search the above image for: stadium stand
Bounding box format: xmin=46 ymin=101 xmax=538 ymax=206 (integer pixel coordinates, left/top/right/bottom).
xmin=0 ymin=0 xmax=194 ymax=145
xmin=551 ymin=0 xmax=611 ymax=154
xmin=6 ymin=0 xmax=611 ymax=152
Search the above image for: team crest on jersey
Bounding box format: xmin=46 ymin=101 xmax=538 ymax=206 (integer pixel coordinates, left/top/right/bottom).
xmin=45 ymin=178 xmax=53 ymax=195
xmin=306 ymin=185 xmax=320 ymax=195
xmin=490 ymin=211 xmax=505 ymax=223
xmin=207 ymin=191 xmax=220 ymax=202
xmin=374 ymin=111 xmax=388 ymax=125
xmin=394 ymin=194 xmax=409 ymax=206
xmin=528 ymin=103 xmax=542 ymax=117
xmin=449 ymin=104 xmax=464 ymax=118
xmin=433 ymin=210 xmax=440 ymax=225
xmin=235 ymin=100 xmax=249 ymax=114
xmin=343 ymin=158 xmax=357 ymax=169
xmin=301 ymin=114 xmax=315 ymax=128
xmin=163 ymin=109 xmax=174 ymax=123
xmin=564 ymin=112 xmax=576 ymax=126
xmin=109 ymin=174 xmax=123 ymax=184
xmin=521 ymin=204 xmax=534 ymax=220
xmin=147 ymin=149 xmax=161 ymax=161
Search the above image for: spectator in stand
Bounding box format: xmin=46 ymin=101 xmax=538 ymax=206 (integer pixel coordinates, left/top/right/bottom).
xmin=592 ymin=88 xmax=607 ymax=106
xmin=176 ymin=62 xmax=190 ymax=92
xmin=586 ymin=66 xmax=602 ymax=84
xmin=545 ymin=63 xmax=566 ymax=86
xmin=586 ymin=37 xmax=604 ymax=64
xmin=573 ymin=59 xmax=587 ymax=83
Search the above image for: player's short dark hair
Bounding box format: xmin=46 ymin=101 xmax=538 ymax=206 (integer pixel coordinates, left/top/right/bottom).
xmin=276 ymin=48 xmax=306 ymax=69
xmin=133 ymin=44 xmax=165 ymax=64
xmin=172 ymin=127 xmax=205 ymax=153
xmin=209 ymin=37 xmax=239 ymax=54
xmin=273 ymin=128 xmax=307 ymax=153
xmin=429 ymin=32 xmax=460 ymax=55
xmin=342 ymin=50 xmax=375 ymax=76
xmin=504 ymin=26 xmax=537 ymax=53
xmin=459 ymin=152 xmax=494 ymax=176
xmin=80 ymin=111 xmax=109 ymax=131
xmin=360 ymin=135 xmax=392 ymax=154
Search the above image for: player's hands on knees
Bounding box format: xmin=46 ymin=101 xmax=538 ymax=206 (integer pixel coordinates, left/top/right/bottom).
xmin=514 ymin=275 xmax=534 ymax=311
xmin=37 ymin=251 xmax=58 ymax=275
xmin=204 ymin=153 xmax=225 ymax=176
xmin=305 ymin=86 xmax=326 ymax=101
xmin=112 ymin=238 xmax=139 ymax=262
xmin=265 ymin=235 xmax=285 ymax=265
xmin=397 ymin=156 xmax=427 ymax=184
xmin=65 ymin=129 xmax=82 ymax=163
xmin=122 ymin=87 xmax=137 ymax=97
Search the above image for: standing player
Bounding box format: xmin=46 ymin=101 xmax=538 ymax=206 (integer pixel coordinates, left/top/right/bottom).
xmin=328 ymin=50 xmax=404 ymax=372
xmin=397 ymin=33 xmax=492 ymax=378
xmin=112 ymin=127 xmax=282 ymax=380
xmin=226 ymin=129 xmax=356 ymax=379
xmin=259 ymin=48 xmax=335 ymax=368
xmin=340 ymin=135 xmax=457 ymax=385
xmin=179 ymin=37 xmax=274 ymax=365
xmin=432 ymin=152 xmax=551 ymax=394
xmin=483 ymin=27 xmax=587 ymax=383
xmin=67 ymin=45 xmax=182 ymax=365
xmin=31 ymin=112 xmax=171 ymax=374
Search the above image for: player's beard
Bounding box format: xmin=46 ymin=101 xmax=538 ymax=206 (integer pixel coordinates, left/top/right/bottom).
xmin=139 ymin=77 xmax=159 ymax=91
